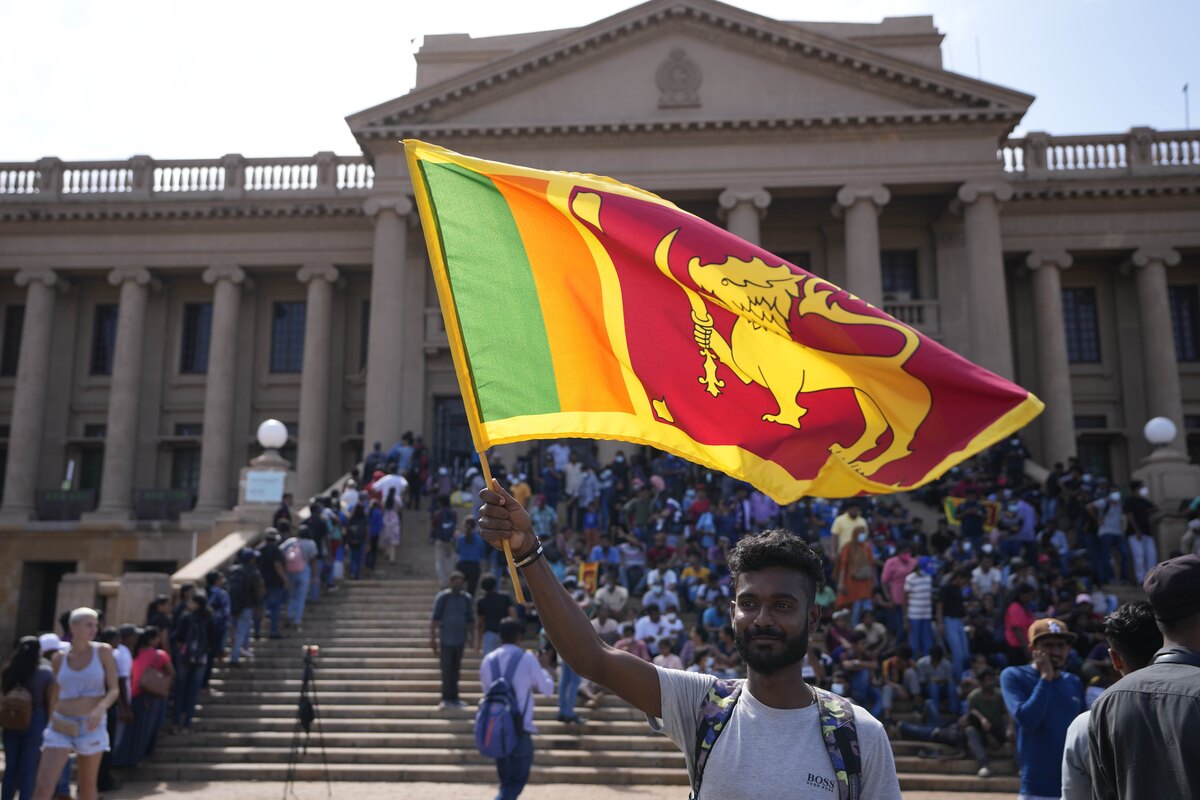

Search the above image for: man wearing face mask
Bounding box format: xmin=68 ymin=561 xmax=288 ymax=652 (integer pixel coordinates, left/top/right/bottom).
xmin=477 ymin=482 xmax=901 ymax=799
xmin=1121 ymin=480 xmax=1158 ymax=583
xmin=834 ymin=529 xmax=877 ymax=626
xmin=1087 ymin=491 xmax=1131 ymax=586
xmin=1000 ymin=617 xmax=1084 ymax=800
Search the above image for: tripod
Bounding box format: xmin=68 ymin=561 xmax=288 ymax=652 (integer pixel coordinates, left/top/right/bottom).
xmin=283 ymin=645 xmax=331 ymax=800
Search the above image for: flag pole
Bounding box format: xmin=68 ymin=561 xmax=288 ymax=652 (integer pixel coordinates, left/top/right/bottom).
xmin=476 ymin=456 xmax=527 ymax=604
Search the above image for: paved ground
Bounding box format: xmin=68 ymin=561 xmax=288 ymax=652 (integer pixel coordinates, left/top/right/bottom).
xmin=104 ymin=781 xmax=1003 ymax=799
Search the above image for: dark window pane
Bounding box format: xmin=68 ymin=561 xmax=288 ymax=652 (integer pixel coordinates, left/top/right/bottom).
xmin=360 ymin=300 xmax=370 ymax=370
xmin=90 ymin=304 xmax=119 ymax=375
xmin=174 ymin=423 xmax=203 ymax=437
xmin=881 ymin=250 xmax=920 ymax=299
xmin=1075 ymin=438 xmax=1112 ymax=481
xmin=1 ymin=305 xmax=24 ymax=377
xmin=180 ymin=303 xmax=213 ymax=374
xmin=270 ymin=301 xmax=306 ymax=373
xmin=775 ymin=252 xmax=811 ymax=271
xmin=1062 ymin=288 xmax=1101 ymax=364
xmin=83 ymin=424 xmax=107 ymax=438
xmin=1168 ymin=285 xmax=1200 ymax=362
xmin=170 ymin=447 xmax=202 ymax=491
xmin=1074 ymin=415 xmax=1107 ymax=430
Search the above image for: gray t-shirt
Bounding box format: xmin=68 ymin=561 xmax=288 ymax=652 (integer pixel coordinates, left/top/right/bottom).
xmin=1060 ymin=709 xmax=1091 ymax=800
xmin=431 ymin=589 xmax=474 ymax=647
xmin=648 ymin=666 xmax=901 ymax=799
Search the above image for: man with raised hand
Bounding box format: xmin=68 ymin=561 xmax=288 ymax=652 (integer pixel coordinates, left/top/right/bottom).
xmin=477 ymin=481 xmax=900 ymax=799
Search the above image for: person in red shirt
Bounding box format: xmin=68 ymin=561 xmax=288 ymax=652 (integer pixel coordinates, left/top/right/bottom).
xmin=1003 ymin=584 xmax=1038 ymax=666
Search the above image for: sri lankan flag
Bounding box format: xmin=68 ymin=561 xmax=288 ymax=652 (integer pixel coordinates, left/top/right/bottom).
xmin=406 ymin=141 xmax=1042 ymax=502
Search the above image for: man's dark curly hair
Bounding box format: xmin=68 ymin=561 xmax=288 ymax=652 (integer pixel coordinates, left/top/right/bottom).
xmin=1103 ymin=600 xmax=1163 ymax=671
xmin=728 ymin=529 xmax=826 ymax=602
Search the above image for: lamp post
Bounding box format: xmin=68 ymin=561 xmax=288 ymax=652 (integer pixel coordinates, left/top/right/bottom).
xmin=1133 ymin=416 xmax=1200 ymax=554
xmin=257 ymin=418 xmax=289 ymax=459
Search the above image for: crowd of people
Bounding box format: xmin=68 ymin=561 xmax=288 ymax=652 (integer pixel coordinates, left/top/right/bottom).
xmin=424 ymin=434 xmax=1197 ymax=798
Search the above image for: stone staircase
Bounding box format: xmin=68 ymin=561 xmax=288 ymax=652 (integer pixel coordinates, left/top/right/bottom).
xmin=141 ymin=513 xmax=1018 ymax=793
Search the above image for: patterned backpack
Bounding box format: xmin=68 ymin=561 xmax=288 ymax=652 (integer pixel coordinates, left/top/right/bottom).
xmin=690 ymin=678 xmax=861 ymax=800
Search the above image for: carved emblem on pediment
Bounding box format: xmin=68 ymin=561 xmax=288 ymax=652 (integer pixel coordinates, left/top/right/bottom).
xmin=657 ymin=49 xmax=701 ymax=108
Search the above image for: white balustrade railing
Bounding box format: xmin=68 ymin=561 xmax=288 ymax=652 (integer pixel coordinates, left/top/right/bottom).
xmin=883 ymin=299 xmax=941 ymax=336
xmin=1002 ymin=128 xmax=1200 ymax=177
xmin=0 ymin=154 xmax=373 ymax=198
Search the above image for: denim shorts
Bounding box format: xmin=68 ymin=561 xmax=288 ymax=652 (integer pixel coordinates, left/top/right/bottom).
xmin=42 ymin=713 xmax=110 ymax=756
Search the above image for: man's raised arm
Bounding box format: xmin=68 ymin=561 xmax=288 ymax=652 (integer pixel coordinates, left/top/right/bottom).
xmin=478 ymin=480 xmax=661 ymax=718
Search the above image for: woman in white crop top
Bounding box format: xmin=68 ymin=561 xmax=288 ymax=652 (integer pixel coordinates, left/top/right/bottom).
xmin=33 ymin=607 xmax=119 ymax=800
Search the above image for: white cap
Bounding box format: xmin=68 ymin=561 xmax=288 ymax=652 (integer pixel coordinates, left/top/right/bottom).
xmin=39 ymin=633 xmax=65 ymax=653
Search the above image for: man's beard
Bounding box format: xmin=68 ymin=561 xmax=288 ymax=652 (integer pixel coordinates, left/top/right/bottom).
xmin=733 ymin=626 xmax=810 ymax=676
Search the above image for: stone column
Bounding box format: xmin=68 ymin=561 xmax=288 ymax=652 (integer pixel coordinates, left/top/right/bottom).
xmin=0 ymin=270 xmax=63 ymax=520
xmin=834 ymin=183 xmax=891 ymax=307
xmin=957 ymin=182 xmax=1016 ymax=380
xmin=190 ymin=265 xmax=247 ymax=516
xmin=1026 ymin=251 xmax=1076 ymax=466
xmin=89 ymin=268 xmax=153 ymax=519
xmin=1132 ymin=247 xmax=1185 ymax=444
xmin=296 ymin=264 xmax=338 ymax=501
xmin=718 ymin=188 xmax=771 ymax=245
xmin=363 ymin=196 xmax=413 ymax=453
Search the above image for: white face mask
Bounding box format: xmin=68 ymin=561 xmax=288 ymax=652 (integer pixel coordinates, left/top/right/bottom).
xmin=856 ymin=533 xmax=868 ymax=543
xmin=1138 ymin=487 xmax=1150 ymax=498
xmin=831 ymin=683 xmax=846 ymax=696
xmin=1109 ymin=492 xmax=1121 ymax=503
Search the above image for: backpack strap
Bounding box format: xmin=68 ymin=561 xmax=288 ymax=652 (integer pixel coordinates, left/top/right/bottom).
xmin=814 ymin=688 xmax=862 ymax=800
xmin=690 ymin=678 xmax=743 ymax=799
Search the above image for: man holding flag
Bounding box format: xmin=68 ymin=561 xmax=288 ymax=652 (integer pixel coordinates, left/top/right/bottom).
xmin=478 ymin=485 xmax=902 ymax=799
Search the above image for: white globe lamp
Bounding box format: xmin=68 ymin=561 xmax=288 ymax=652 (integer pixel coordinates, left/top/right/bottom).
xmin=1143 ymin=416 xmax=1177 ymax=448
xmin=257 ymin=419 xmax=289 ymax=451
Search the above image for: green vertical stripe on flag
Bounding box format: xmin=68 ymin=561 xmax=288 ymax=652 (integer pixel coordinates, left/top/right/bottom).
xmin=419 ymin=161 xmax=560 ymax=420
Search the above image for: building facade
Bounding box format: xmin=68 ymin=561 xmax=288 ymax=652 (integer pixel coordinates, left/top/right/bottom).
xmin=0 ymin=0 xmax=1198 ymax=639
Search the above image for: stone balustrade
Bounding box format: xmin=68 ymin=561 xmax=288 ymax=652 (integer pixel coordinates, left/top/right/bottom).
xmin=882 ymin=298 xmax=941 ymax=336
xmin=0 ymin=153 xmax=374 ymax=200
xmin=1000 ymin=127 xmax=1200 ymax=177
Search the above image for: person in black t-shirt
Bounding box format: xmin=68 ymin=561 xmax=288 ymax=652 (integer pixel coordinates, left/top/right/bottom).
xmin=257 ymin=528 xmax=288 ymax=639
xmin=936 ymin=568 xmax=971 ymax=681
xmin=476 ymin=575 xmax=517 ymax=656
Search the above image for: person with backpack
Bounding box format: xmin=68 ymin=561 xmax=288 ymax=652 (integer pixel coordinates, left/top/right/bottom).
xmin=227 ymin=549 xmax=264 ymax=666
xmin=257 ymin=528 xmax=288 ymax=639
xmin=170 ymin=591 xmax=214 ymax=733
xmin=430 ymin=495 xmax=457 ymax=586
xmin=477 ymin=618 xmax=554 ymax=800
xmin=382 ymin=489 xmax=402 ymax=565
xmin=281 ymin=528 xmax=318 ymax=632
xmin=2 ymin=636 xmax=54 ymax=800
xmin=479 ymin=483 xmax=901 ymax=799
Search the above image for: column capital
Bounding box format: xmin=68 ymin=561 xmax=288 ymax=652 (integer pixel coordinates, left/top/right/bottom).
xmin=1025 ymin=250 xmax=1073 ymax=271
xmin=107 ymin=267 xmax=153 ymax=288
xmin=297 ymin=263 xmax=339 ymax=284
xmin=717 ymin=188 xmax=771 ymax=219
xmin=956 ymin=181 xmax=1014 ymax=205
xmin=363 ymin=195 xmax=413 ymax=219
xmin=835 ymin=182 xmax=891 ymax=210
xmin=15 ymin=269 xmax=66 ymax=291
xmin=202 ymin=264 xmax=248 ymax=286
xmin=1131 ymin=247 xmax=1182 ymax=269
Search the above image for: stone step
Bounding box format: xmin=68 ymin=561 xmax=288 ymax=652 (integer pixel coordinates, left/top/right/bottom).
xmin=191 ymin=717 xmax=648 ymax=735
xmin=154 ymin=731 xmax=673 ymax=751
xmin=151 ymin=746 xmax=683 ymax=768
xmin=191 ymin=703 xmax=642 ymax=721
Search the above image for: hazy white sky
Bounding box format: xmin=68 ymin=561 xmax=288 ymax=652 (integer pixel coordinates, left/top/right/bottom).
xmin=2 ymin=0 xmax=1195 ymax=162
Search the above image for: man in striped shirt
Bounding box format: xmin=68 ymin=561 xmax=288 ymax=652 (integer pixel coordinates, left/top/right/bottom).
xmin=904 ymin=558 xmax=935 ymax=659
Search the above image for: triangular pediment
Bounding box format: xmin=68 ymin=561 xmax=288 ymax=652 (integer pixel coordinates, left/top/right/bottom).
xmin=347 ymin=0 xmax=1032 ymax=144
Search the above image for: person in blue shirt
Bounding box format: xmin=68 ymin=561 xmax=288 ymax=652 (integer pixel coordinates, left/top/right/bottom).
xmin=454 ymin=525 xmax=488 ymax=596
xmin=1000 ymin=617 xmax=1084 ymax=799
xmin=587 ymin=533 xmax=622 ymax=568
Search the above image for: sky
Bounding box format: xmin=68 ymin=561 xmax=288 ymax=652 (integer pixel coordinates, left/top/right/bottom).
xmin=1 ymin=0 xmax=1196 ymax=162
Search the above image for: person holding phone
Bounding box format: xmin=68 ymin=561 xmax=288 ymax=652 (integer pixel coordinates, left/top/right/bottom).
xmin=32 ymin=607 xmax=120 ymax=800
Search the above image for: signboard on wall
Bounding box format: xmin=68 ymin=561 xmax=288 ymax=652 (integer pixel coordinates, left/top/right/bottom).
xmin=244 ymin=470 xmax=286 ymax=504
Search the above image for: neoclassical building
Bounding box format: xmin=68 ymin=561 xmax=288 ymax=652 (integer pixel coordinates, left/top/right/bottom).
xmin=0 ymin=0 xmax=1198 ymax=638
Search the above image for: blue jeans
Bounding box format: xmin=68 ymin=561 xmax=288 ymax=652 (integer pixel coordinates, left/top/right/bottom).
xmin=2 ymin=706 xmax=46 ymax=800
xmin=173 ymin=660 xmax=206 ymax=727
xmin=230 ymin=607 xmax=254 ymax=665
xmin=943 ymin=617 xmax=969 ymax=680
xmin=1099 ymin=533 xmax=1132 ymax=584
xmin=850 ymin=598 xmax=871 ymax=627
xmin=908 ymin=618 xmax=933 ymax=659
xmin=482 ymin=631 xmax=502 ymax=657
xmin=265 ymin=585 xmax=285 ymax=636
xmin=494 ymin=732 xmax=534 ymax=800
xmin=558 ymin=661 xmax=582 ymax=719
xmin=288 ymin=567 xmax=311 ymax=624
xmin=348 ymin=544 xmax=365 ymax=579
xmin=309 ymin=558 xmax=325 ymax=600
xmin=848 ymin=669 xmax=882 ymax=718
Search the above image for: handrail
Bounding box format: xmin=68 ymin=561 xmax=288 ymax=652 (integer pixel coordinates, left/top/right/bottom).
xmin=1001 ymin=127 xmax=1200 ymax=178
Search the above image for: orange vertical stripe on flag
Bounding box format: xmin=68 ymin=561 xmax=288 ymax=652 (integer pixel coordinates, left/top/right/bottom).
xmin=492 ymin=174 xmax=634 ymax=414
